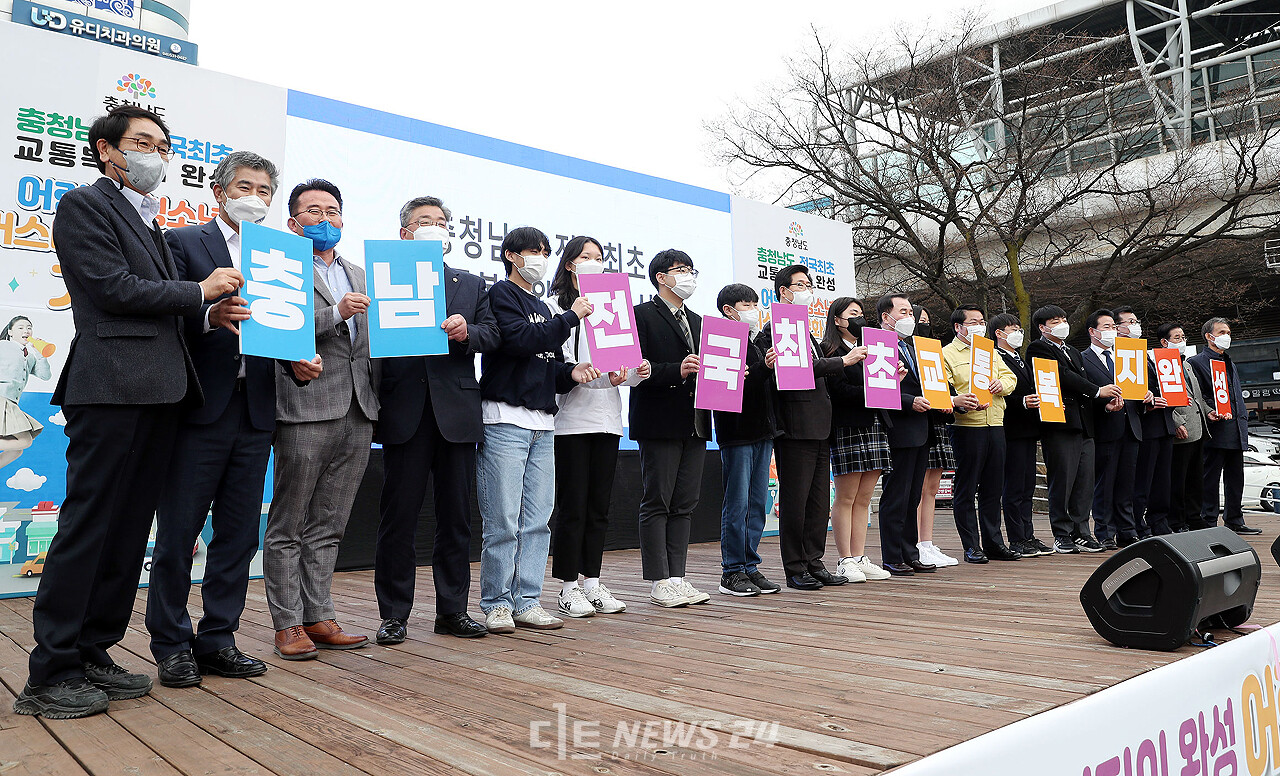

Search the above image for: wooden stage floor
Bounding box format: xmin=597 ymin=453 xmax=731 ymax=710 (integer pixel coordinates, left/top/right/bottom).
xmin=0 ymin=510 xmax=1276 ymax=776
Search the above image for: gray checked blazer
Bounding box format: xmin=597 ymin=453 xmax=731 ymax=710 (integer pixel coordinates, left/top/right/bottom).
xmin=274 ymin=255 xmax=379 ymax=424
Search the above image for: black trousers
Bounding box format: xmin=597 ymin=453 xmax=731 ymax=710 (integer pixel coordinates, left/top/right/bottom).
xmin=878 ymin=443 xmax=927 ymax=565
xmin=29 ymin=404 xmax=181 ymax=686
xmin=1092 ymin=435 xmax=1140 ymax=541
xmin=637 ymin=437 xmax=705 ymax=580
xmin=146 ymin=388 xmax=271 ymax=661
xmin=949 ymin=426 xmax=1008 ymax=551
xmin=1170 ymin=438 xmax=1205 ymax=530
xmin=375 ymin=395 xmax=476 ymax=620
xmin=1133 ymin=435 xmax=1173 ymax=536
xmin=552 ymin=433 xmax=620 ymax=581
xmin=1041 ymin=427 xmax=1094 ymax=541
xmin=1202 ymin=447 xmax=1246 ymax=528
xmin=1002 ymin=435 xmax=1039 ymax=544
xmin=774 ymin=438 xmax=832 ymax=577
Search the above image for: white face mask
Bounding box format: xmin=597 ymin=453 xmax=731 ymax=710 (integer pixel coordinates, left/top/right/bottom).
xmin=221 ymin=194 xmax=269 ymax=226
xmin=1049 ymin=322 xmax=1071 ymax=340
xmin=515 ymin=253 xmax=549 ymax=284
xmin=893 ymin=316 xmax=916 ymax=339
xmin=1167 ymin=341 xmax=1186 ymax=354
xmin=736 ymin=308 xmax=761 ymax=333
xmin=1006 ymin=330 xmax=1025 ymax=349
xmin=790 ymin=290 xmax=814 ymax=308
xmin=574 ymin=259 xmax=604 ymax=275
xmin=1099 ymin=329 xmax=1118 ymax=347
xmin=116 ymin=147 xmax=168 ymax=194
xmin=964 ymin=324 xmax=986 ymax=342
xmin=666 ymin=272 xmax=697 ymax=300
xmin=1214 ymin=334 xmax=1232 ymax=350
xmin=413 ymin=224 xmax=452 ymax=254
xmin=1125 ymin=323 xmax=1142 ymax=339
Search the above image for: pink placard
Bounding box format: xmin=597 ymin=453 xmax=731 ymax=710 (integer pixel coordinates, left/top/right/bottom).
xmin=862 ymin=327 xmax=903 ymax=410
xmin=770 ymin=304 xmax=815 ymax=391
xmin=576 ymin=272 xmax=644 ymax=373
xmin=695 ymin=316 xmax=750 ymax=412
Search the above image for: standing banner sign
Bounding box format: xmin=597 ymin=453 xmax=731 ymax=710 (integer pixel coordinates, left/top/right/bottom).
xmin=1210 ymin=360 xmax=1233 ymax=416
xmin=695 ymin=316 xmax=749 ymax=413
xmin=863 ymin=327 xmax=902 ymax=410
xmin=770 ymin=303 xmax=815 ymax=391
xmin=1152 ymin=349 xmax=1190 ymax=407
xmin=364 ymin=240 xmax=449 ymax=358
xmin=969 ymin=335 xmax=996 ymax=405
xmin=1032 ymin=357 xmax=1066 ymax=423
xmin=239 ymin=222 xmax=315 ymax=362
xmin=577 ymin=272 xmax=643 ymax=373
xmin=1113 ymin=337 xmax=1149 ymax=400
xmin=913 ymin=336 xmax=952 ymax=410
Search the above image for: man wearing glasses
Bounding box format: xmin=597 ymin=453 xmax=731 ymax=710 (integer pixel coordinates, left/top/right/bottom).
xmin=265 ymin=179 xmax=379 ymax=661
xmin=630 ymin=250 xmax=713 ymax=607
xmin=16 ymin=106 xmax=243 ymax=718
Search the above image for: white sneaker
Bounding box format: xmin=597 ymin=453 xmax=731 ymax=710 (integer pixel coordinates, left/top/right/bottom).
xmin=557 ymin=587 xmax=596 ymax=618
xmin=677 ymin=580 xmax=711 ymax=605
xmin=931 ymin=546 xmax=959 ymax=567
xmin=513 ymin=606 xmax=564 ymax=630
xmin=836 ymin=558 xmax=868 ymax=583
xmin=850 ymin=556 xmax=891 ymax=580
xmin=585 ymin=584 xmax=626 ymax=614
xmin=485 ymin=607 xmax=515 ymax=634
xmin=649 ymin=580 xmax=688 ymax=608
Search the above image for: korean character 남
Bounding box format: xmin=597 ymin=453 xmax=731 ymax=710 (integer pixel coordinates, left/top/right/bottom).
xmin=486 ymin=220 xmax=507 ymax=262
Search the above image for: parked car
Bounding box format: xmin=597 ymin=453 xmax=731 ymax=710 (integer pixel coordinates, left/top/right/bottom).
xmin=1248 ymin=435 xmax=1280 ymax=460
xmin=1243 ymin=451 xmax=1280 ymax=513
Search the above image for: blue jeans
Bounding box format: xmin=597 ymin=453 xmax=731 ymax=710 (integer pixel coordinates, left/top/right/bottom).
xmin=477 ymin=423 xmax=554 ymax=615
xmin=720 ymin=440 xmax=772 ymax=574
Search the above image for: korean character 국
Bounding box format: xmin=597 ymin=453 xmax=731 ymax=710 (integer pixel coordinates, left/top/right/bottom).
xmin=43 ymin=113 xmax=75 ymax=140
xmin=180 ymin=164 xmax=208 ymax=188
xmin=209 ymin=144 xmax=233 ymax=165
xmin=170 ymin=135 xmax=189 ymax=160
xmin=487 ymin=221 xmax=508 ymax=262
xmin=626 ymin=245 xmax=645 ymax=278
xmin=14 ymin=136 xmax=43 ymax=163
xmin=458 ymin=215 xmax=483 ymax=260
xmin=602 ymin=242 xmax=621 ymax=273
xmin=16 ymin=108 xmax=46 ymax=134
xmin=13 ymin=214 xmax=52 ymax=251
xmin=81 ymin=145 xmax=97 ymax=168
xmin=48 ymin=141 xmax=76 ymax=168
xmin=159 ymin=197 xmax=199 ymax=229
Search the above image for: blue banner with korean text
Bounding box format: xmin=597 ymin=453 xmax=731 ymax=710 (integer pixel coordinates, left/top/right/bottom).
xmin=239 ymin=222 xmax=315 ymax=361
xmin=364 ymin=239 xmax=449 ymax=358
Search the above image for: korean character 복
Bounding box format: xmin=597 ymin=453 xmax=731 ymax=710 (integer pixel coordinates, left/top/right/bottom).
xmin=14 ymin=136 xmax=43 ymax=164
xmin=458 ymin=215 xmax=483 ymax=260
xmin=158 ymin=197 xmax=199 ymax=229
xmin=48 ymin=142 xmax=76 ymax=168
xmin=626 ymin=245 xmax=645 ymax=278
xmin=486 ymin=220 xmax=507 ymax=262
xmin=180 ymin=164 xmax=208 ymax=188
xmin=16 ymin=108 xmax=46 ymax=135
xmin=603 ymin=242 xmax=621 ymax=273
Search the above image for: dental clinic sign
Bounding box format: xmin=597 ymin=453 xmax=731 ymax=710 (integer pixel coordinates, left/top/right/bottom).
xmin=11 ymin=0 xmax=198 ymax=63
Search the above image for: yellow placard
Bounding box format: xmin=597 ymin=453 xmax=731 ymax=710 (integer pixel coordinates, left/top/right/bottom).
xmin=969 ymin=335 xmax=996 ymax=406
xmin=1113 ymin=337 xmax=1148 ymax=401
xmin=913 ymin=336 xmax=953 ymax=410
xmin=1032 ymin=357 xmax=1066 ymax=423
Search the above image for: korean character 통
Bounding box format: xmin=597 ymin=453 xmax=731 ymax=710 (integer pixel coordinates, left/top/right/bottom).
xmin=48 ymin=141 xmax=76 ymax=168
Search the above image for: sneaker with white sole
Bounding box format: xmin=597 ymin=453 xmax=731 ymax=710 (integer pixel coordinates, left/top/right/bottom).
xmin=585 ymin=584 xmax=626 ymax=613
xmin=930 ymin=545 xmax=960 ymax=567
xmin=718 ymin=571 xmax=761 ymax=596
xmin=649 ymin=580 xmax=688 ymax=607
xmin=677 ymin=580 xmax=711 ymax=605
xmin=557 ymin=587 xmax=596 ymax=618
xmin=849 ymin=555 xmax=891 ymax=580
xmin=513 ymin=606 xmax=564 ymax=630
xmin=485 ymin=607 xmax=515 ymax=634
xmin=836 ymin=558 xmax=868 ymax=583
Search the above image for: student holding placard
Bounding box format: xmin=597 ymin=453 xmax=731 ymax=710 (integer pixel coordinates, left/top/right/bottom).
xmin=1159 ymin=323 xmax=1210 ymax=532
xmin=1081 ymin=309 xmax=1142 ymax=549
xmin=913 ymin=307 xmax=959 ymax=569
xmin=546 ymin=237 xmax=649 ymax=618
xmin=1117 ymin=307 xmax=1175 ymax=538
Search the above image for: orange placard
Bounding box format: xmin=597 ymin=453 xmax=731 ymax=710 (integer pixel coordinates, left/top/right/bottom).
xmin=969 ymin=335 xmax=996 ymax=405
xmin=1032 ymin=357 xmax=1066 ymax=423
xmin=1113 ymin=337 xmax=1148 ymax=401
xmin=913 ymin=336 xmax=952 ymax=410
xmin=1210 ymin=360 xmax=1233 ymax=417
xmin=1152 ymin=348 xmax=1189 ymax=407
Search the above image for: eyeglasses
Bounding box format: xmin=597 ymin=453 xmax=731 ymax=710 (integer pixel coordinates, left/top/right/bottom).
xmin=407 ymin=217 xmax=447 ymax=229
xmin=666 ymin=267 xmax=699 ymax=277
xmin=120 ymin=135 xmax=172 ymax=159
xmin=296 ymin=206 xmax=343 ymax=220
xmin=789 ymin=281 xmax=814 ymax=290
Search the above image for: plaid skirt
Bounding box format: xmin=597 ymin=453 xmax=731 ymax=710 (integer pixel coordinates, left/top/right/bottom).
xmin=927 ymin=419 xmax=956 ymax=470
xmin=831 ymin=418 xmax=892 ymax=475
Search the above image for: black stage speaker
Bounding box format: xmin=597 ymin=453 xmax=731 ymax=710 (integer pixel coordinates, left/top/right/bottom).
xmin=1080 ymin=527 xmax=1260 ymax=651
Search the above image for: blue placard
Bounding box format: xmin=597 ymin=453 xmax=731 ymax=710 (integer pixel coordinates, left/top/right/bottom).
xmin=239 ymin=222 xmax=315 ymax=361
xmin=365 ymin=240 xmax=449 ymax=358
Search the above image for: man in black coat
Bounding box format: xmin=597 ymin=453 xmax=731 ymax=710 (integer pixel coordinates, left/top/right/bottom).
xmin=16 ymin=106 xmax=242 ymax=719
xmin=989 ymin=314 xmax=1050 ymax=557
xmin=1117 ymin=308 xmax=1176 ymax=538
xmin=373 ymin=196 xmax=501 ymax=644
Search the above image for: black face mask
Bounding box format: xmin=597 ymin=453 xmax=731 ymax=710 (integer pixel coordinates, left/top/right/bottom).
xmin=844 ymin=315 xmax=865 ymax=336
xmin=916 ymin=322 xmax=932 ymax=338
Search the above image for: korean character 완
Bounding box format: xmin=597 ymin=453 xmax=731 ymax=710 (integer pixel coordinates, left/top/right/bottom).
xmin=180 ymin=164 xmax=209 ymax=189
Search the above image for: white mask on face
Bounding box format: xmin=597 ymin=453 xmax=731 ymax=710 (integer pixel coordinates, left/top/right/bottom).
xmin=1167 ymin=341 xmax=1186 ymax=354
xmin=666 ymin=272 xmax=697 ymax=300
xmin=1049 ymin=322 xmax=1071 ymax=340
xmin=1006 ymin=330 xmax=1025 ymax=349
xmin=1126 ymin=323 xmax=1142 ymax=339
xmin=515 ymin=253 xmax=549 ymax=284
xmin=965 ymin=324 xmax=986 ymax=342
xmin=413 ymin=224 xmax=452 ymax=254
xmin=894 ymin=316 xmax=916 ymax=339
xmin=790 ymin=290 xmax=814 ymax=308
xmin=574 ymin=259 xmax=605 ymax=275
xmin=737 ymin=308 xmax=761 ymax=333
xmin=222 ymin=194 xmax=269 ymax=226
xmin=1215 ymin=334 xmax=1232 ymax=350
xmin=1099 ymin=329 xmax=1118 ymax=347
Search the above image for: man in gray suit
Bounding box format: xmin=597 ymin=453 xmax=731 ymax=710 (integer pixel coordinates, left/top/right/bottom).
xmin=266 ymin=178 xmax=380 ymax=660
xmin=1159 ymin=323 xmax=1210 ymax=531
xmin=15 ymin=106 xmax=241 ymax=719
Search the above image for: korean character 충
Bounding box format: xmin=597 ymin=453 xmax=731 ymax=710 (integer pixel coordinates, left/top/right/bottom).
xmin=16 ymin=108 xmax=46 ymax=135
xmin=48 ymin=141 xmax=76 ymax=168
xmin=180 ymin=164 xmax=208 ymax=188
xmin=14 ymin=136 xmax=43 ymax=164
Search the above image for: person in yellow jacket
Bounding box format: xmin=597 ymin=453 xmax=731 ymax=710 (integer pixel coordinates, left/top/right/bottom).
xmin=941 ymin=306 xmax=1023 ymax=563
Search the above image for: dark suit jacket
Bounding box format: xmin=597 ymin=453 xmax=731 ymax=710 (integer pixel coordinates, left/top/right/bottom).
xmin=51 ymin=177 xmax=203 ymax=406
xmin=1081 ymin=347 xmax=1142 ymax=442
xmin=1026 ymin=337 xmax=1101 ymax=437
xmin=883 ymin=335 xmax=931 ymax=449
xmin=629 ymin=298 xmax=709 ymax=440
xmin=1140 ymin=358 xmax=1177 ymax=439
xmin=827 ymin=340 xmax=891 ymax=431
xmin=755 ymin=325 xmax=845 ymax=442
xmin=1187 ymin=350 xmax=1249 ymax=449
xmin=376 ymin=266 xmax=500 ymax=446
xmin=165 ymin=218 xmax=301 ymax=431
xmin=997 ymin=347 xmax=1040 ymax=439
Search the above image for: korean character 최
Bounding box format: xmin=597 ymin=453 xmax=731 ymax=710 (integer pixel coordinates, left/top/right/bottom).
xmin=185 ymin=139 xmax=211 ymax=164
xmin=458 ymin=215 xmax=483 ymax=260
xmin=146 ymin=38 xmax=160 ymax=53
xmin=602 ymin=242 xmax=621 ymax=273
xmin=626 ymin=246 xmax=645 ymax=278
xmin=12 ymin=214 xmax=52 ymax=251
xmin=158 ymin=197 xmax=199 ymax=229
xmin=180 ymin=164 xmax=208 ymax=188
xmin=48 ymin=141 xmax=76 ymax=168
xmin=14 ymin=136 xmax=43 ymax=163
xmin=209 ymin=143 xmax=233 ymax=165
xmin=16 ymin=108 xmax=46 ymax=134
xmin=81 ymin=145 xmax=97 ymax=168
xmin=487 ymin=221 xmax=508 ymax=262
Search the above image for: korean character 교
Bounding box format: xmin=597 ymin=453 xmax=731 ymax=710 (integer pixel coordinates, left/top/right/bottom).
xmin=459 ymin=215 xmax=483 ymax=260
xmin=14 ymin=136 xmax=43 ymax=163
xmin=486 ymin=220 xmax=507 ymax=262
xmin=603 ymin=242 xmax=621 ymax=273
xmin=626 ymin=245 xmax=645 ymax=278
xmin=48 ymin=141 xmax=76 ymax=168
xmin=13 ymin=214 xmax=52 ymax=251
xmin=180 ymin=164 xmax=208 ymax=188
xmin=16 ymin=108 xmax=46 ymax=134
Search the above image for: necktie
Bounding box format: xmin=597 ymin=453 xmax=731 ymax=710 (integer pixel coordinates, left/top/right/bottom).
xmin=674 ymin=307 xmax=694 ymax=351
xmin=1104 ymin=349 xmax=1114 ymax=375
xmin=899 ymin=340 xmax=916 ymax=376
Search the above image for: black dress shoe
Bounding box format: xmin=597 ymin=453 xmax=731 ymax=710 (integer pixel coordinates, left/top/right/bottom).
xmin=786 ymin=572 xmax=823 ymax=590
xmin=376 ymin=618 xmax=408 ymax=645
xmin=433 ymin=612 xmax=488 ymax=638
xmin=810 ymin=568 xmax=848 ymax=586
xmin=157 ymin=650 xmax=202 ymax=688
xmin=1229 ymin=524 xmax=1263 ymax=535
xmin=985 ymin=545 xmax=1022 ymax=561
xmin=196 ymin=646 xmax=267 ymax=679
xmin=884 ymin=562 xmax=914 ymax=576
xmin=963 ymin=548 xmax=989 ymax=564
xmin=907 ymin=559 xmax=936 ymax=573
xmin=1116 ymin=535 xmax=1137 ymax=548
xmin=84 ymin=662 xmax=152 ymax=699
xmin=1101 ymin=537 xmax=1119 ymax=551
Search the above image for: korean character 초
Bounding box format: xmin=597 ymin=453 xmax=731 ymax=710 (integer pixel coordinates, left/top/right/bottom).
xmin=626 ymin=246 xmax=645 ymax=278
xmin=209 ymin=144 xmax=233 ymax=165
xmin=602 ymin=242 xmax=621 ymax=273
xmin=48 ymin=141 xmax=76 ymax=168
xmin=16 ymin=108 xmax=46 ymax=134
xmin=14 ymin=136 xmax=43 ymax=164
xmin=180 ymin=164 xmax=208 ymax=188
